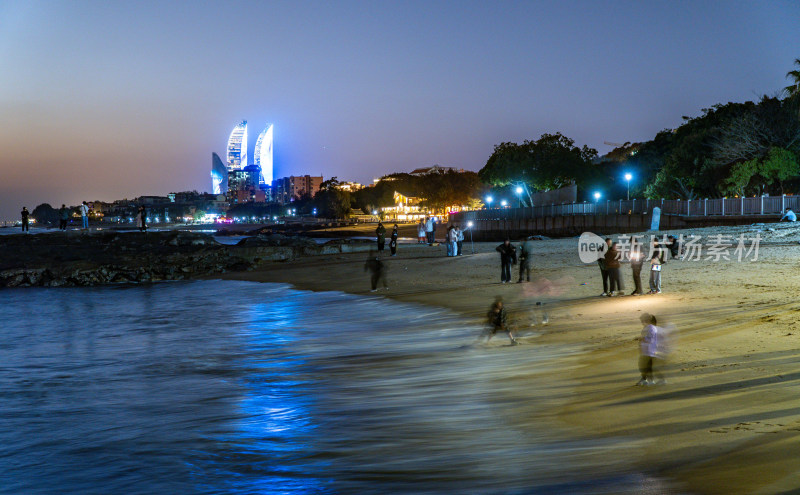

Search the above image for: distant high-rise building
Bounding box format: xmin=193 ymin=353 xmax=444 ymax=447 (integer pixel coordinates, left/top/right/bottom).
xmin=254 ymin=124 xmax=273 ymax=186
xmin=226 ymin=121 xmax=248 ymax=171
xmin=272 ymin=175 xmax=323 ymax=205
xmin=210 ymin=152 xmax=228 ymax=194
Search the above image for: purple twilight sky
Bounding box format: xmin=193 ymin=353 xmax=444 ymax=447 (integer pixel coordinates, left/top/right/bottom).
xmin=1 ymin=0 xmax=799 ymax=220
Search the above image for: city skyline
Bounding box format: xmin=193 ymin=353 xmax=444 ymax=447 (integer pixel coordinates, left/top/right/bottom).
xmin=1 ymin=1 xmax=799 ymax=220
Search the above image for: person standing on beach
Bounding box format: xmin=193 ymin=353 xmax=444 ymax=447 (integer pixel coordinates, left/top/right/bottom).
xmin=496 ymin=239 xmax=517 ymax=283
xmin=79 ymin=201 xmax=89 ymax=230
xmin=20 ymin=207 xmax=30 ymax=232
xmin=517 ymin=237 xmax=533 ymax=283
xmin=637 ymin=313 xmax=665 ymax=385
xmin=456 ymin=226 xmax=464 ymax=256
xmin=604 ymin=238 xmax=624 ymax=296
xmin=649 ymin=241 xmax=664 ymax=294
xmin=431 ymin=217 xmax=438 ymax=243
xmin=425 ymin=216 xmax=434 ymax=244
xmin=417 ymin=219 xmax=426 ymax=243
xmin=364 ymin=251 xmax=388 ymax=292
xmin=58 ymin=204 xmax=69 ymax=230
xmin=390 ymin=224 xmax=398 ymax=256
xmin=376 ymin=222 xmax=386 ymax=251
xmin=480 ymin=297 xmax=519 ymax=345
xmin=446 ymin=224 xmax=457 ymax=256
xmin=629 ymin=238 xmax=644 ymax=295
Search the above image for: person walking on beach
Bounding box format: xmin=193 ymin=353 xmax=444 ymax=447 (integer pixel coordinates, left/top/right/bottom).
xmin=604 ymin=238 xmax=624 ymax=296
xmin=480 ymin=297 xmax=519 ymax=345
xmin=20 ymin=207 xmax=30 ymax=232
xmin=390 ymin=224 xmax=398 ymax=256
xmin=456 ymin=226 xmax=464 ymax=256
xmin=517 ymin=237 xmax=533 ymax=283
xmin=425 ymin=216 xmax=434 ymax=244
xmin=376 ymin=222 xmax=386 ymax=251
xmin=364 ymin=251 xmax=388 ymax=292
xmin=417 ymin=219 xmax=426 ymax=243
xmin=637 ymin=313 xmax=665 ymax=385
xmin=58 ymin=204 xmax=69 ymax=230
xmin=648 ymin=241 xmax=664 ymax=294
xmin=629 ymin=238 xmax=644 ymax=295
xmin=496 ymin=239 xmax=517 ymax=283
xmin=79 ymin=201 xmax=89 ymax=230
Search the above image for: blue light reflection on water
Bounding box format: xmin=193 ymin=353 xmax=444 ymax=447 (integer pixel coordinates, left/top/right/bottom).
xmin=0 ymin=281 xmax=681 ymax=495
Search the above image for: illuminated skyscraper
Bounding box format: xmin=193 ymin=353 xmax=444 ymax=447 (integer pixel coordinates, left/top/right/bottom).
xmin=254 ymin=124 xmax=273 ymax=185
xmin=210 ymin=152 xmax=228 ymax=194
xmin=226 ymin=120 xmax=248 ymax=171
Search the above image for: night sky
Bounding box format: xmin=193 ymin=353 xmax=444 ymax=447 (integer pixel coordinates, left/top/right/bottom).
xmin=1 ymin=0 xmax=798 ymax=220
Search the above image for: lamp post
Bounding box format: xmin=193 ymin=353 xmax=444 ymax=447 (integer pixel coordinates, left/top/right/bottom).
xmin=594 ymin=191 xmax=601 ymax=203
xmin=624 ymin=173 xmax=632 ymax=201
xmin=515 ymin=186 xmax=523 ymax=207
xmin=467 ymin=221 xmax=475 ymax=254
xmin=485 ymin=195 xmax=493 ymax=208
xmin=500 ymin=200 xmax=507 ymax=207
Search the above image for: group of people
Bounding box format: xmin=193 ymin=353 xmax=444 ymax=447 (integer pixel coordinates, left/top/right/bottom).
xmin=494 ymin=237 xmax=534 ymax=283
xmin=599 ymin=236 xmax=684 ymax=296
xmin=19 ymin=201 xmax=91 ymax=232
xmin=375 ymin=222 xmax=398 ymax=255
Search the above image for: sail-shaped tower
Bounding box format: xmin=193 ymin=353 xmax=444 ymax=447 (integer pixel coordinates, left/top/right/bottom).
xmin=226 ymin=121 xmax=248 ymax=171
xmin=254 ymin=124 xmax=273 ymax=185
xmin=210 ymin=152 xmax=228 ymax=194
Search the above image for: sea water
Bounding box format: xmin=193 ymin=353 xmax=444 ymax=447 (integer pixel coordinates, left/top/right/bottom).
xmin=0 ymin=281 xmax=681 ymax=494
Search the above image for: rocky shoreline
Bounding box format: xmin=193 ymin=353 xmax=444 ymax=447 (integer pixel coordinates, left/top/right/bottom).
xmin=0 ymin=231 xmax=374 ymax=288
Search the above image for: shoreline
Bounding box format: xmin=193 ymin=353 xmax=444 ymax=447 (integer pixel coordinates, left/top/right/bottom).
xmin=220 ymin=222 xmax=800 ymax=494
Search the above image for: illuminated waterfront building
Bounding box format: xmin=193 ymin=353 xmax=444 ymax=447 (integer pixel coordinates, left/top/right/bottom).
xmin=210 ymin=152 xmax=228 ymax=194
xmin=254 ymin=124 xmax=273 ymax=186
xmin=226 ymin=121 xmax=248 ymax=171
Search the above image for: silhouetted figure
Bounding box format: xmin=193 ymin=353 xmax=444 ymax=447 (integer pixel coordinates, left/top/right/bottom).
xmin=20 ymin=207 xmax=29 ymax=232
xmin=365 ymin=252 xmax=388 ymax=292
xmin=518 ymin=237 xmax=533 ymax=282
xmin=136 ymin=206 xmax=148 ymax=232
xmin=58 ymin=204 xmax=69 ymax=230
xmin=456 ymin=226 xmax=464 ymax=256
xmin=495 ymin=239 xmax=517 ymax=283
xmin=604 ymin=238 xmax=624 ymax=295
xmin=480 ymin=297 xmax=518 ymax=345
xmin=390 ymin=224 xmax=398 ymax=256
xmin=629 ymin=238 xmax=644 ymax=295
xmin=376 ymin=222 xmax=386 ymax=251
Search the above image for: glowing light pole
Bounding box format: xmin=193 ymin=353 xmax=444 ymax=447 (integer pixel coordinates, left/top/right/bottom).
xmin=624 ymin=173 xmax=633 ymax=200
xmin=467 ymin=220 xmax=475 ymax=254
xmin=515 ymin=186 xmax=523 ymax=207
xmin=594 ymin=191 xmax=601 ymax=202
xmin=485 ymin=195 xmax=493 ymax=208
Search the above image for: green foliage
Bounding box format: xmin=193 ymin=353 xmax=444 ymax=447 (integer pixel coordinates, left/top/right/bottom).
xmin=720 ymin=148 xmax=800 ymax=196
xmin=479 ymin=133 xmax=599 ymax=193
xmin=313 ymin=188 xmax=352 ymax=219
xmin=31 ymin=203 xmax=59 ymax=225
xmin=352 ymin=170 xmax=483 ymax=214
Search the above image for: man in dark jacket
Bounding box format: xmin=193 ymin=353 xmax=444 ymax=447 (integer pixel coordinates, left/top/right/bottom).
xmin=375 ymin=222 xmax=386 ymax=251
xmin=517 ymin=237 xmax=533 ymax=283
xmin=495 ymin=239 xmax=517 ymax=283
xmin=629 ymin=238 xmax=644 ymax=295
xmin=20 ymin=207 xmax=30 ymax=232
xmin=58 ymin=204 xmax=70 ymax=230
xmin=365 ymin=252 xmax=388 ymax=292
xmin=604 ymin=238 xmax=624 ymax=296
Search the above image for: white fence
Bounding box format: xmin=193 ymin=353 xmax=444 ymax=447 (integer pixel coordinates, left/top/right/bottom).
xmin=456 ymin=195 xmax=800 ymax=222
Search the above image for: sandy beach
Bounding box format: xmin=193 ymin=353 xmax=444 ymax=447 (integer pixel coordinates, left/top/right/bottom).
xmin=221 ymin=222 xmax=800 ymax=494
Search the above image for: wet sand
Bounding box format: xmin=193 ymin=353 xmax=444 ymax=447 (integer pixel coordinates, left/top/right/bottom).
xmin=221 ymin=222 xmax=800 ymax=494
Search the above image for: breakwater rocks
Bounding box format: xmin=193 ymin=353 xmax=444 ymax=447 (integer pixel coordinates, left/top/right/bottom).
xmin=0 ymin=231 xmax=374 ymax=288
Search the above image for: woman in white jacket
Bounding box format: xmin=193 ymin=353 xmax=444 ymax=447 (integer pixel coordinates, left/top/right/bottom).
xmin=637 ymin=313 xmax=665 ymax=385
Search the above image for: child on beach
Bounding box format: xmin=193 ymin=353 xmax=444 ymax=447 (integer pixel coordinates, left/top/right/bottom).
xmin=637 ymin=313 xmax=665 ymax=385
xmin=480 ymin=297 xmax=519 ymax=345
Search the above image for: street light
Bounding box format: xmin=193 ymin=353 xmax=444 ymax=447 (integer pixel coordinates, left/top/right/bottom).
xmin=500 ymin=200 xmax=507 ymax=207
xmin=593 ymin=191 xmax=601 ymax=202
xmin=624 ymin=173 xmax=633 ymax=200
xmin=515 ymin=186 xmax=523 ymax=207
xmin=465 ymin=220 xmax=476 ymax=254
xmin=485 ymin=195 xmax=493 ymax=208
